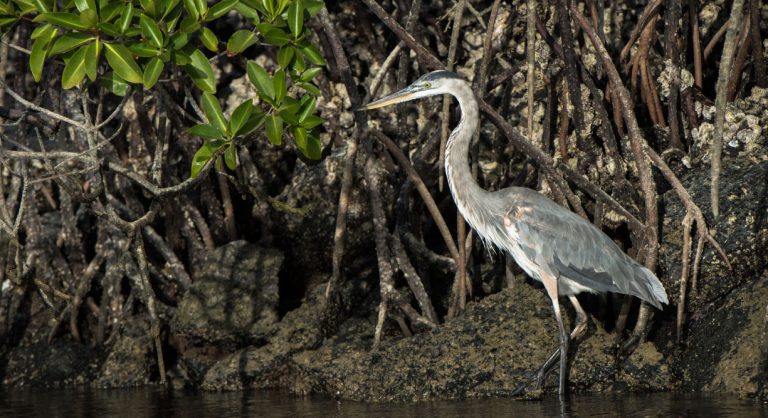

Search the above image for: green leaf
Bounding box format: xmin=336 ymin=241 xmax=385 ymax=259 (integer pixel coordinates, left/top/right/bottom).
xmin=293 ymin=125 xmax=307 ymax=150
xmin=299 ymin=67 xmax=322 ymax=82
xmin=205 ymin=0 xmax=237 ymax=21
xmin=224 ymin=142 xmax=238 ymax=170
xmin=31 ymin=0 xmax=50 ymax=13
xmin=73 ymin=0 xmax=96 ymax=12
xmin=261 ymin=27 xmax=290 ymax=46
xmin=98 ymin=22 xmax=121 ymax=37
xmin=29 ymin=25 xmax=56 ymax=82
xmin=237 ymin=110 xmax=266 ymax=136
xmin=235 ymin=2 xmax=259 ymax=20
xmin=139 ymin=0 xmax=158 ymax=16
xmin=274 ymin=0 xmax=289 ymax=15
xmin=182 ymin=0 xmax=198 ymax=20
xmin=0 ymin=17 xmax=19 ymax=28
xmin=143 ymin=56 xmax=163 ymax=89
xmin=226 ymin=29 xmax=257 ymax=55
xmin=128 ymin=42 xmax=161 ymax=57
xmin=84 ymin=40 xmax=100 ymax=81
xmin=305 ymin=131 xmax=322 ymax=159
xmin=300 ymin=114 xmax=323 ymax=129
xmin=61 ymin=44 xmax=88 ymax=89
xmin=161 ymin=0 xmax=182 ymax=20
xmin=188 ymin=123 xmax=222 ymax=139
xmin=262 ymin=0 xmax=274 ymax=16
xmin=246 ymin=61 xmax=274 ymax=100
xmin=293 ymin=56 xmax=306 ymax=74
xmin=184 ymin=48 xmax=216 ymax=93
xmin=201 ymin=91 xmax=227 ymax=135
xmin=30 ymin=23 xmax=51 ymax=40
xmin=279 ymin=108 xmax=299 ymax=125
xmin=286 ymin=0 xmax=303 ymax=38
xmin=170 ymin=49 xmax=191 ymax=65
xmin=193 ymin=0 xmax=207 ymax=17
xmin=265 ymin=114 xmax=283 ymax=145
xmin=139 ymin=14 xmax=164 ymax=48
xmin=297 ymin=82 xmax=320 ymax=96
xmin=200 ymin=27 xmax=218 ymax=52
xmin=170 ymin=32 xmax=190 ymax=50
xmin=164 ymin=3 xmax=183 ymax=30
xmin=273 ymin=68 xmax=286 ymax=105
xmin=303 ymin=0 xmax=324 ymax=16
xmin=298 ymin=96 xmax=316 ymax=123
xmin=80 ymin=9 xmax=98 ymax=28
xmin=298 ymin=43 xmax=325 ymax=65
xmin=179 ymin=15 xmax=200 ymax=32
xmin=229 ymin=100 xmax=253 ymax=136
xmin=190 ymin=143 xmax=213 ymax=178
xmin=104 ymin=43 xmax=144 ymax=84
xmin=98 ymin=72 xmax=130 ymax=96
xmin=277 ymin=46 xmax=293 ymax=68
xmin=42 ymin=12 xmax=91 ymax=30
xmin=100 ymin=2 xmax=123 ymax=22
xmin=277 ymin=96 xmax=301 ymax=114
xmin=48 ymin=32 xmax=93 ymax=56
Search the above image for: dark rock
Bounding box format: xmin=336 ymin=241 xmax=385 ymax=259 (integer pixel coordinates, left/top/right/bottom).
xmin=202 ymin=280 xmax=669 ymax=400
xmin=171 ymin=241 xmax=283 ymax=348
xmin=3 ymin=339 xmax=94 ymax=387
xmin=201 ymin=283 xmax=326 ymax=390
xmin=677 ymin=270 xmax=768 ymax=398
xmin=271 ymin=152 xmax=375 ymax=303
xmin=659 ymin=160 xmax=768 ymax=312
xmin=94 ymin=318 xmax=153 ymax=387
xmin=2 ymin=298 xmax=95 ymax=387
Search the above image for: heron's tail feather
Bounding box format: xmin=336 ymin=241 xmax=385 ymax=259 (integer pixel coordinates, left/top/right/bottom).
xmin=633 ymin=266 xmax=669 ymax=309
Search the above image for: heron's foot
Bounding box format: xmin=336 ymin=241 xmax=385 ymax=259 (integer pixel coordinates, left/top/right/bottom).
xmin=511 ymin=349 xmax=560 ymax=398
xmin=618 ymin=333 xmax=641 ymax=359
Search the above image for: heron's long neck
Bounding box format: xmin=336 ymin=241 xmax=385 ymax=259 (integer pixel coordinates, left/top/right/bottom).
xmin=444 ymin=83 xmax=490 ymax=231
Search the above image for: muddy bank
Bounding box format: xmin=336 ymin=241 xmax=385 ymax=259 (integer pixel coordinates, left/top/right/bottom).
xmin=200 ymin=282 xmax=670 ymax=401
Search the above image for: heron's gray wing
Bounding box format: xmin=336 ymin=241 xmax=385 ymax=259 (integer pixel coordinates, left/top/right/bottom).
xmin=505 ymin=190 xmax=667 ymax=307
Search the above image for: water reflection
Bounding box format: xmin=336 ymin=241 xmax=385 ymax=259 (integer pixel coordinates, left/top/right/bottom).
xmin=1 ymin=388 xmax=765 ymax=417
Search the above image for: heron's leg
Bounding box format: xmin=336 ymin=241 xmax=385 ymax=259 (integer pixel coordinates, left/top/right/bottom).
xmin=568 ymin=295 xmax=589 ymax=340
xmin=539 ymin=272 xmax=569 ymax=396
xmin=522 ymin=296 xmax=587 ymax=395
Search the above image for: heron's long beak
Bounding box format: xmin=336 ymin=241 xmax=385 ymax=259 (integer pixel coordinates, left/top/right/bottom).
xmin=358 ymin=87 xmax=419 ymax=111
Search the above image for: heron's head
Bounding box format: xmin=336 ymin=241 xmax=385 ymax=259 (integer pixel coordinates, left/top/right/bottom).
xmin=359 ymin=70 xmax=466 ymax=110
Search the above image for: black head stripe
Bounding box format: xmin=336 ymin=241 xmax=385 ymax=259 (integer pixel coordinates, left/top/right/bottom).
xmin=417 ymin=70 xmax=464 ymax=83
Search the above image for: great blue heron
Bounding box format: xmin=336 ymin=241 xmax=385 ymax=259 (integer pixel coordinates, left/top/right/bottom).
xmin=360 ymin=70 xmax=669 ymax=396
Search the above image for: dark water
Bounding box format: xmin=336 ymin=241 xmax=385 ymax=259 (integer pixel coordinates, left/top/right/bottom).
xmin=0 ymin=388 xmax=765 ymax=417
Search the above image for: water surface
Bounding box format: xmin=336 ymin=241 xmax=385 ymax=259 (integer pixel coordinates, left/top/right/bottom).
xmin=1 ymin=388 xmax=765 ymax=417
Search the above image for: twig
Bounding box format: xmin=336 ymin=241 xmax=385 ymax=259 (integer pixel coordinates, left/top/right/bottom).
xmin=572 ymin=6 xmax=660 ymax=343
xmin=749 ymin=0 xmax=767 ymax=87
xmin=664 ymin=0 xmax=684 ymax=150
xmin=318 ymin=7 xmax=376 ymax=336
xmin=703 ymin=20 xmax=730 ymax=60
xmin=392 ymin=229 xmax=438 ymax=324
xmin=370 ymin=129 xmax=461 ymax=263
xmin=526 ymin=0 xmax=537 ymax=143
xmin=620 ymin=0 xmax=664 ymax=62
xmin=364 ymin=43 xmax=404 ymax=103
xmin=726 ymin=18 xmax=751 ymax=101
xmin=555 ymin=1 xmax=586 ymax=136
xmin=440 ymin=0 xmax=466 ymax=192
xmin=676 ymin=213 xmax=693 ymax=343
xmin=131 ymin=236 xmax=166 ymax=384
xmin=689 ymin=0 xmax=703 ymax=88
xmin=711 ymin=0 xmax=744 ymax=219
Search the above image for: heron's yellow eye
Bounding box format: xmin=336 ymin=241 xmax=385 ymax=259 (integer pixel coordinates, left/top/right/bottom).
xmin=424 ymin=82 xmax=432 ymax=88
